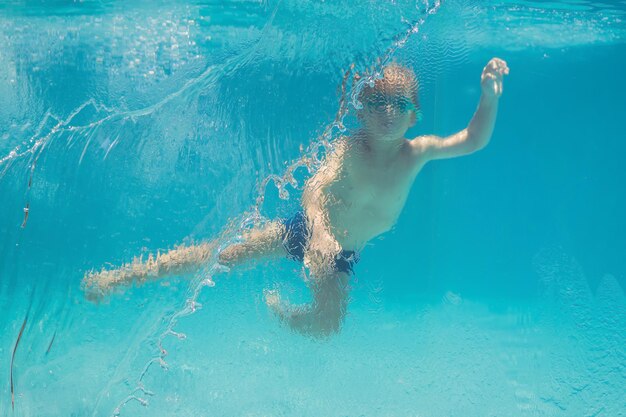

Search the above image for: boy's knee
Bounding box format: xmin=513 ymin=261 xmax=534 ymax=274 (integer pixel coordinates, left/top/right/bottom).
xmin=311 ymin=308 xmax=344 ymax=337
xmin=218 ymin=244 xmax=240 ymax=266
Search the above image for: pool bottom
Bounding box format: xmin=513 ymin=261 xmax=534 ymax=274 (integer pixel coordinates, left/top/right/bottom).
xmin=11 ymin=264 xmax=625 ymax=417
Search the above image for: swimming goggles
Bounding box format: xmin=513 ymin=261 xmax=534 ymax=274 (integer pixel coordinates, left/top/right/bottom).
xmin=366 ymin=95 xmax=418 ymax=113
xmin=366 ymin=95 xmax=423 ymax=121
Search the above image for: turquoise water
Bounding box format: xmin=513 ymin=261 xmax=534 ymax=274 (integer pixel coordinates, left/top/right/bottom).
xmin=1 ymin=1 xmax=625 ymax=416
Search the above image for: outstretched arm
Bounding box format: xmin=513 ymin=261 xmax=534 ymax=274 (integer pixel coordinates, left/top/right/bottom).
xmin=301 ymin=148 xmax=344 ymax=280
xmin=413 ymin=58 xmax=509 ymax=161
xmin=304 ymin=205 xmax=342 ymax=279
xmin=81 ymin=242 xmax=215 ymax=302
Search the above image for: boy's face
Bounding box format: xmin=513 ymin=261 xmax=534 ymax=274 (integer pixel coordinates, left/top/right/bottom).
xmin=360 ymin=89 xmax=418 ymax=139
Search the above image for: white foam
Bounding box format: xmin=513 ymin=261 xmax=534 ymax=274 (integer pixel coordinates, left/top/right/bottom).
xmin=464 ymin=0 xmax=626 ymax=50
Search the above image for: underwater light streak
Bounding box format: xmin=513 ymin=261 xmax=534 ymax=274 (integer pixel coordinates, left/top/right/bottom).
xmin=10 ymin=313 xmax=28 ymax=411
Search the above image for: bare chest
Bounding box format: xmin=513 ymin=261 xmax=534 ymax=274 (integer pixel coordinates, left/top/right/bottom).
xmin=324 ymin=151 xmax=421 ymax=244
xmin=341 ymin=161 xmax=415 ymax=210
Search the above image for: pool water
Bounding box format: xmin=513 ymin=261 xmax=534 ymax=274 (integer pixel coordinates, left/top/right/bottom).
xmin=1 ymin=1 xmax=625 ymax=416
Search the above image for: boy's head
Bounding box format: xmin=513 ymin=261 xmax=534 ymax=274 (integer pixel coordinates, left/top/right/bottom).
xmin=358 ymin=64 xmax=420 ymax=139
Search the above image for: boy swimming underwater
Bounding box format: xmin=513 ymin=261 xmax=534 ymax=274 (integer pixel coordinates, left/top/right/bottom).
xmin=82 ymin=58 xmax=509 ymax=338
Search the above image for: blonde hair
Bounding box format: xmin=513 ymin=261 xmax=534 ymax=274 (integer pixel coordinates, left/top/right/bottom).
xmin=358 ymin=63 xmax=419 ymax=109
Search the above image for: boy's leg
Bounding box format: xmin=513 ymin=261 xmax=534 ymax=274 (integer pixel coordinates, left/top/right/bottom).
xmin=82 ymin=241 xmax=216 ymax=301
xmin=219 ymin=220 xmax=287 ymax=267
xmin=265 ymin=271 xmax=350 ymax=338
xmin=83 ymin=220 xmax=286 ymax=301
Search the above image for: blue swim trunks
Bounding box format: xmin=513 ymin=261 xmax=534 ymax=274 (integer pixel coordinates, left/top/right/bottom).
xmin=282 ymin=211 xmax=359 ymax=274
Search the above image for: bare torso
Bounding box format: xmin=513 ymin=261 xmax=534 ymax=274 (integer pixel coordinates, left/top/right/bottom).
xmin=302 ymin=136 xmax=426 ymax=252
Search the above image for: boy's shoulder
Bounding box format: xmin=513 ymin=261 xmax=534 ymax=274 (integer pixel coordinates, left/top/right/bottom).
xmin=408 ymin=134 xmax=432 ymax=152
xmin=408 ymin=135 xmax=438 ymax=162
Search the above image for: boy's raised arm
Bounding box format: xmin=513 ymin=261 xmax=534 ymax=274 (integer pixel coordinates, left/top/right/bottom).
xmin=414 ymin=58 xmax=509 ymax=161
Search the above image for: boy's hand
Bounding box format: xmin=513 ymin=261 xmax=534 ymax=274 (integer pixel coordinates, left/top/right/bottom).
xmin=481 ymin=58 xmax=509 ymax=99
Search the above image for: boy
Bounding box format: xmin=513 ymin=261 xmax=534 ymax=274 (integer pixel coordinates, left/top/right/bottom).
xmin=83 ymin=58 xmax=509 ymax=338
